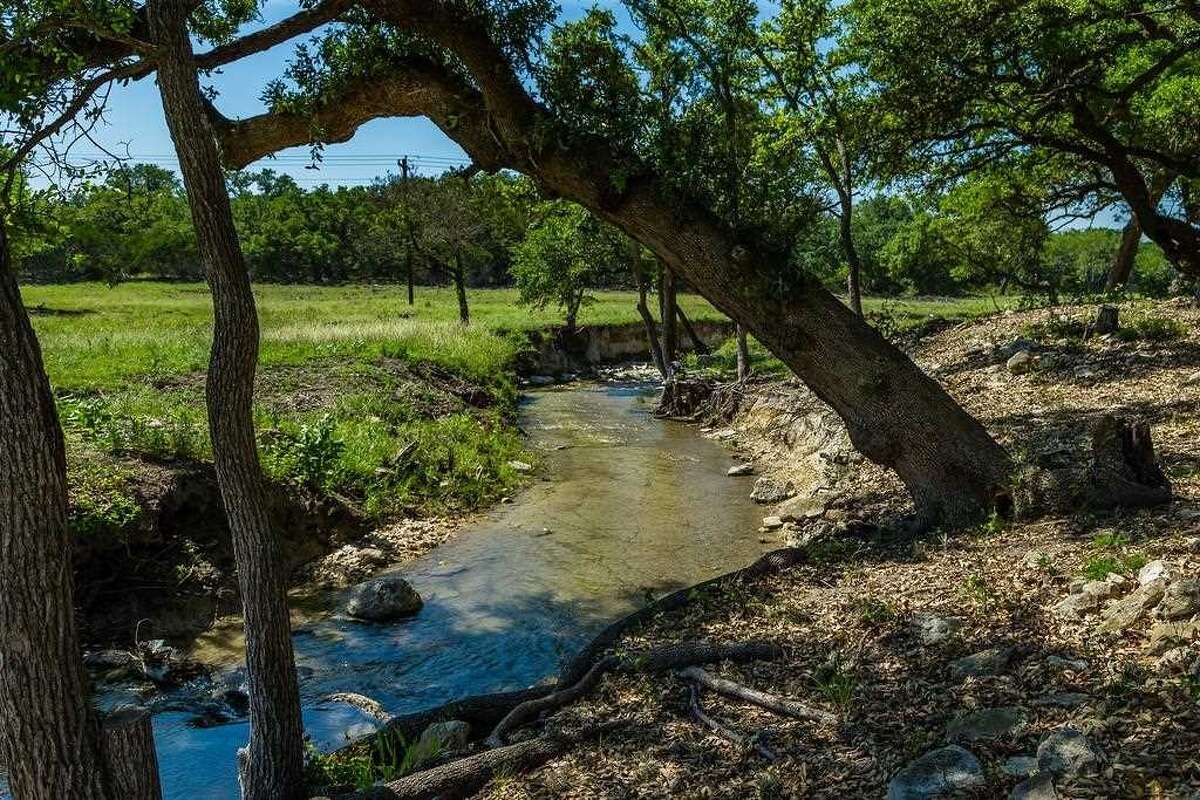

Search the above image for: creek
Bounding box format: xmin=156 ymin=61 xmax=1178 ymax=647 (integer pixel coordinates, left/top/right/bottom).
xmin=94 ymin=381 xmax=772 ymax=798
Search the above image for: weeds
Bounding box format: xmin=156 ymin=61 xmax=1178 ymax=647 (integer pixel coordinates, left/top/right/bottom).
xmin=813 ymin=653 xmax=857 ymax=710
xmin=1083 ymin=530 xmax=1148 ymax=579
xmin=1117 ymin=315 xmax=1186 ymax=343
xmin=854 ymin=597 xmax=896 ymax=625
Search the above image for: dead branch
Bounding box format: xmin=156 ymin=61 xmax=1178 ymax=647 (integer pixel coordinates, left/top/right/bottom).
xmin=676 ymin=666 xmax=837 ymax=725
xmin=687 ymin=685 xmax=777 ymax=761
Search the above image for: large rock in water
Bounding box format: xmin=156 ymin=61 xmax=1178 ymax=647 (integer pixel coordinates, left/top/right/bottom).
xmin=345 ymin=576 xmax=423 ymax=622
xmin=887 ymin=745 xmax=984 ymax=799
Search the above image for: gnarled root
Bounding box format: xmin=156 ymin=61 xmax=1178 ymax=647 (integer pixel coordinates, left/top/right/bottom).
xmin=486 ymin=640 xmax=783 ymax=747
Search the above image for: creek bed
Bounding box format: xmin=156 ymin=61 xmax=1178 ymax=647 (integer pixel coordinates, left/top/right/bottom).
xmin=105 ymin=382 xmax=772 ymax=798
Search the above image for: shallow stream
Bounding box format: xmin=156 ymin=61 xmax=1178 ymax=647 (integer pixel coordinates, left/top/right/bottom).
xmin=88 ymin=382 xmax=772 ymax=797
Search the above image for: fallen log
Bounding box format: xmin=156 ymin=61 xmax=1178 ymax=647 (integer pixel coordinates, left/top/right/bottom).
xmin=488 ymin=640 xmax=783 ymax=746
xmin=676 ymin=666 xmax=837 ymax=725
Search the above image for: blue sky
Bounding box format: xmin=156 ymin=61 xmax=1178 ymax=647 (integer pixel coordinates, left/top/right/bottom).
xmin=78 ymin=0 xmax=615 ymax=186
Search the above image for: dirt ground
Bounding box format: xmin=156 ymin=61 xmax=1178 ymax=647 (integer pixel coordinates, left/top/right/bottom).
xmin=474 ymin=300 xmax=1200 ymax=800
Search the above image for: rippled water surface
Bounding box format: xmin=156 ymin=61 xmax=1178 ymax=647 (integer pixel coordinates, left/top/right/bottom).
xmin=93 ymin=383 xmax=772 ymax=798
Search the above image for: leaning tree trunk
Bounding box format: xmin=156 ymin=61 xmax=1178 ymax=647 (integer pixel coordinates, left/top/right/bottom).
xmin=210 ymin=15 xmax=1017 ymax=526
xmin=1106 ymin=171 xmax=1176 ymax=292
xmin=149 ymin=3 xmax=306 ymax=798
xmin=0 ymin=222 xmax=112 ymax=799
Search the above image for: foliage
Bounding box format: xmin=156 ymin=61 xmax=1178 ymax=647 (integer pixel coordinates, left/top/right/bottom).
xmin=512 ymin=203 xmax=624 ymax=329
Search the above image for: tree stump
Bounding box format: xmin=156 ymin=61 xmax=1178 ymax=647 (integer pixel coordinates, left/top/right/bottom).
xmin=1085 ymin=305 xmax=1119 ymax=338
xmin=100 ymin=708 xmax=162 ymax=800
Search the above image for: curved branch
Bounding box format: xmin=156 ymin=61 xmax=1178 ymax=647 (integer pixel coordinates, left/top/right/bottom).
xmin=213 ymin=59 xmax=507 ymax=170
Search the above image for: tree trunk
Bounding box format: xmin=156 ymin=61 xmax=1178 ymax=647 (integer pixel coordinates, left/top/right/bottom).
xmin=210 ymin=19 xmax=1016 ymax=526
xmin=632 ymin=253 xmax=668 ymax=379
xmin=452 ymin=251 xmax=469 ymax=325
xmin=0 ymin=221 xmax=113 ymax=800
xmin=148 ymin=3 xmax=306 ymax=799
xmin=676 ymin=305 xmax=710 ymax=356
xmin=406 ymin=247 xmax=414 ymax=305
xmin=840 ymin=204 xmax=864 ymax=317
xmin=99 ymin=710 xmax=162 ymax=800
xmin=736 ymin=324 xmax=750 ymax=382
xmin=1106 ymin=171 xmax=1176 ymax=292
xmin=659 ymin=264 xmax=678 ymax=367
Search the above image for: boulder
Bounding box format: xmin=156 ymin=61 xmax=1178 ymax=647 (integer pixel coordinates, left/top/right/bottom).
xmin=727 ymin=463 xmax=754 ymax=477
xmin=760 ymin=516 xmax=784 ymax=531
xmin=1154 ymin=647 xmax=1194 ymax=675
xmin=1037 ymin=728 xmax=1101 ymax=778
xmin=749 ymin=477 xmax=794 ymax=504
xmin=944 ymin=706 xmax=1027 ymax=743
xmin=345 ymin=576 xmax=423 ymax=622
xmin=1002 ymin=756 xmax=1040 ymax=778
xmin=1011 ymin=773 xmax=1060 ymax=800
xmin=1147 ymin=620 xmax=1200 ymax=655
xmin=949 ymin=647 xmax=1013 ymax=680
xmin=1137 ymin=559 xmax=1171 ymax=585
xmin=886 ymin=745 xmax=984 ymax=800
xmin=1099 ymin=578 xmax=1168 ymax=632
xmin=418 ymin=720 xmax=470 ymax=753
xmin=1045 ymin=655 xmax=1088 ymax=672
xmin=1156 ymin=579 xmax=1200 ymax=620
xmin=1052 ymin=577 xmax=1125 ymax=619
xmin=1008 ymin=350 xmax=1036 ymax=375
xmin=913 ymin=614 xmax=962 ymax=646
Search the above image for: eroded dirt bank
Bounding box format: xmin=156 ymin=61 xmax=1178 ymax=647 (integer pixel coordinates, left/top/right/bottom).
xmin=457 ymin=301 xmax=1200 ymax=800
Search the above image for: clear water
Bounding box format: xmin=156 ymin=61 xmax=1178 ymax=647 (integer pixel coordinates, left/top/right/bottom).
xmin=9 ymin=382 xmax=771 ymax=798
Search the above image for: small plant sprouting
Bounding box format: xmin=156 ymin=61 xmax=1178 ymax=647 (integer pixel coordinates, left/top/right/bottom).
xmin=813 ymin=653 xmax=857 ymax=711
xmin=854 ymin=597 xmax=896 ymax=625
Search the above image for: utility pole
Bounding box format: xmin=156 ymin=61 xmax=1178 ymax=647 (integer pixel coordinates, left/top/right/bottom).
xmin=399 ymin=156 xmax=414 ymax=305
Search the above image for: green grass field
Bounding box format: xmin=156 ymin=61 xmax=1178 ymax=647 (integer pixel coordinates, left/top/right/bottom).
xmin=23 ymin=282 xmax=1007 ymax=536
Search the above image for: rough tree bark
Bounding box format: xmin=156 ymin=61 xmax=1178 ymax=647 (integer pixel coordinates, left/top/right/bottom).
xmin=148 ymin=2 xmax=306 ymax=798
xmin=0 ymin=220 xmax=112 ymax=799
xmin=1106 ymin=171 xmax=1176 ymax=292
xmin=212 ymin=3 xmax=1016 ymax=526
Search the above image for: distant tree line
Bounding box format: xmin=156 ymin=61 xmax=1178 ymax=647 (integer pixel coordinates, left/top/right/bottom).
xmin=11 ymin=161 xmax=1182 ymax=301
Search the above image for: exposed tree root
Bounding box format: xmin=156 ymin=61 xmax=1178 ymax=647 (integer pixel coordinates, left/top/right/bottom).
xmin=560 ymin=548 xmax=805 ymax=686
xmin=676 ymin=666 xmax=838 ymax=725
xmin=347 ymin=721 xmax=627 ymax=800
xmin=487 ymin=640 xmax=783 ymax=747
xmin=485 ymin=656 xmax=618 ymax=748
xmin=687 ymin=685 xmax=778 ymax=762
